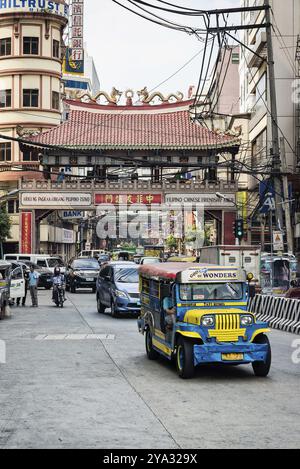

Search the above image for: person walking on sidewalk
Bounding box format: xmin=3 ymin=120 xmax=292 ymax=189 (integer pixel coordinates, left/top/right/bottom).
xmin=17 ymin=265 xmax=29 ymax=307
xmin=29 ymin=265 xmax=40 ymax=308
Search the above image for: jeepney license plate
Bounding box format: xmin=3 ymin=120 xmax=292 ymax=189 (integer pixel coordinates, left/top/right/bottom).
xmin=222 ymin=353 xmax=244 ymax=361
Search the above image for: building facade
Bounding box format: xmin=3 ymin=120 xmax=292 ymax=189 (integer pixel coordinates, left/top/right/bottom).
xmin=0 ymin=1 xmax=81 ymax=258
xmin=239 ymin=0 xmax=300 ymax=251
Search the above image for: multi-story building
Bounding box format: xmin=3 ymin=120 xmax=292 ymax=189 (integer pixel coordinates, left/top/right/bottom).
xmin=63 ymin=47 xmax=100 ymax=100
xmin=0 ymin=1 xmax=79 ymax=257
xmin=239 ymin=0 xmax=300 ymax=251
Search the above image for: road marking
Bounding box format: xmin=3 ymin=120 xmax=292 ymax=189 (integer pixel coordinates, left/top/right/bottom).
xmin=35 ymin=334 xmax=116 ymax=341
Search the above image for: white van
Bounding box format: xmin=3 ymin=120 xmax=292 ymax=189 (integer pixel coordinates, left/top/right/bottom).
xmin=4 ymin=254 xmax=66 ymax=274
xmin=79 ymin=250 xmax=106 ymax=259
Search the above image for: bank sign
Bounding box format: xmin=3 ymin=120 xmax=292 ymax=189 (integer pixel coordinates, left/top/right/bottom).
xmin=0 ymin=0 xmax=69 ymax=19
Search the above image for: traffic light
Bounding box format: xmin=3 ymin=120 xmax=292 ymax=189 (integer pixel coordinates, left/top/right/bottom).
xmin=234 ymin=218 xmax=244 ymax=240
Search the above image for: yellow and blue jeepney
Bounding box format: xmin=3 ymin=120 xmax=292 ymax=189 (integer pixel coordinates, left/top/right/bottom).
xmin=138 ymin=263 xmax=271 ymax=379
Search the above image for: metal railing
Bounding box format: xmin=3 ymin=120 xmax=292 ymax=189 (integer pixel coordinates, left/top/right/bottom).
xmin=19 ymin=179 xmax=238 ymax=193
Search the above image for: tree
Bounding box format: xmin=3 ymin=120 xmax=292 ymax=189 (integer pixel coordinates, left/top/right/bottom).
xmin=0 ymin=205 xmax=11 ymax=258
xmin=165 ymin=235 xmax=178 ymax=250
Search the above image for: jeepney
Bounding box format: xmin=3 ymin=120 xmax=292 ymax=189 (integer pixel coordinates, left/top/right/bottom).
xmin=138 ymin=263 xmax=271 ymax=379
xmin=0 ymin=261 xmax=26 ymax=319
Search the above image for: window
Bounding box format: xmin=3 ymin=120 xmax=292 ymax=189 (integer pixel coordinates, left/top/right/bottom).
xmin=0 ymin=38 xmax=11 ymax=56
xmin=232 ymin=52 xmax=240 ymax=64
xmin=52 ymin=91 xmax=60 ymax=110
xmin=254 ymin=73 xmax=267 ymax=114
xmin=53 ymin=39 xmax=60 ymax=58
xmin=0 ymin=142 xmax=11 ymax=161
xmin=23 ymin=89 xmax=39 ymax=107
xmin=179 ymin=283 xmax=243 ymax=301
xmin=23 ymin=150 xmax=38 ymax=162
xmin=0 ymin=90 xmax=11 ymax=108
xmin=23 ymin=37 xmax=39 ymax=55
xmin=7 ymin=200 xmax=15 ymax=214
xmin=252 ymin=129 xmax=267 ymax=168
xmin=11 ymin=267 xmax=23 ymax=280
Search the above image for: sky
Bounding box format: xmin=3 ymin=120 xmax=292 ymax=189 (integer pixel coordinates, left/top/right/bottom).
xmin=84 ymin=0 xmax=240 ymax=101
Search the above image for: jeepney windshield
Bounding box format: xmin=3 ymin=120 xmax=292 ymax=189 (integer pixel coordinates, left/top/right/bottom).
xmin=179 ymin=283 xmax=243 ymax=301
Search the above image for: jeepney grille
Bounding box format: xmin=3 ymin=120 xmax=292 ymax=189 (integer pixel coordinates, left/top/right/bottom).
xmin=215 ymin=314 xmax=240 ymax=330
xmin=209 ymin=314 xmax=245 ymax=343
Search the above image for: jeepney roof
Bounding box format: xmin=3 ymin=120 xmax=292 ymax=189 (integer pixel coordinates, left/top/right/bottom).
xmin=139 ymin=263 xmax=245 ymax=283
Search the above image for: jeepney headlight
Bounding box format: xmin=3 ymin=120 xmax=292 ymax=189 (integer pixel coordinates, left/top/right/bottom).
xmin=202 ymin=316 xmax=215 ymax=327
xmin=241 ymin=315 xmax=253 ymax=327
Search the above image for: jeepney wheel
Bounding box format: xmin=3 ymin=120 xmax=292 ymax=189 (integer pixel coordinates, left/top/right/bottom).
xmin=176 ymin=337 xmax=195 ymax=379
xmin=252 ymin=334 xmax=272 ymax=378
xmin=145 ymin=329 xmax=159 ymax=360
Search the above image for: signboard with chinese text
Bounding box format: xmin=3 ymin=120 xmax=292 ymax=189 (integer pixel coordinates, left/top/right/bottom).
xmin=63 ymin=0 xmax=84 ymax=74
xmin=95 ymin=194 xmax=163 ymax=205
xmin=20 ymin=212 xmax=33 ymax=255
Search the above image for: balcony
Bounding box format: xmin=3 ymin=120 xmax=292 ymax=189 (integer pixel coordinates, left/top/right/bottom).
xmin=248 ymin=31 xmax=267 ymax=68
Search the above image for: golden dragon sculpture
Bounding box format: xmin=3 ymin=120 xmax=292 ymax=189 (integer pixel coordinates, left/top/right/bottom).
xmin=75 ymin=87 xmax=123 ymax=105
xmin=137 ymin=86 xmax=184 ymax=104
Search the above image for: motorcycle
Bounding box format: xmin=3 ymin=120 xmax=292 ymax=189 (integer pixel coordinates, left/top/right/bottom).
xmin=53 ymin=284 xmax=65 ymax=308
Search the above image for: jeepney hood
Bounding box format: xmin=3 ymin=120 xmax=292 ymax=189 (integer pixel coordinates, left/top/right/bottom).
xmin=184 ymin=308 xmax=248 ymax=326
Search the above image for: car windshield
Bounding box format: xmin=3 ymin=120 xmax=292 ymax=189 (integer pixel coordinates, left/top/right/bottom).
xmin=179 ymin=283 xmax=243 ymax=301
xmin=73 ymin=259 xmax=99 ymax=270
xmin=114 ymin=268 xmax=139 ymax=283
xmin=48 ymin=258 xmax=65 ymax=268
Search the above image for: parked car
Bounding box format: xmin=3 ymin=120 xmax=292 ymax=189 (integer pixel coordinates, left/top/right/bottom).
xmin=96 ymin=262 xmax=140 ymax=317
xmin=0 ymin=261 xmax=25 ymax=318
xmin=18 ymin=262 xmax=53 ymax=290
xmin=65 ymin=258 xmax=100 ymax=293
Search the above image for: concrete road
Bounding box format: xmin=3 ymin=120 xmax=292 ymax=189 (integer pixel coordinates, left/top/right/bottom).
xmin=0 ymin=290 xmax=299 ymax=449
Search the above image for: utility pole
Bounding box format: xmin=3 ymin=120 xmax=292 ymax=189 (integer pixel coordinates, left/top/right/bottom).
xmin=265 ymin=0 xmax=284 ymax=231
xmin=280 ymin=137 xmax=294 ymax=253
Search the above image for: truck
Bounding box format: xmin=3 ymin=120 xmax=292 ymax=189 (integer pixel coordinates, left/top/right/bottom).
xmin=143 ymin=245 xmax=165 ymax=259
xmin=198 ymin=245 xmax=261 ymax=284
xmin=199 ymin=246 xmax=298 ymax=296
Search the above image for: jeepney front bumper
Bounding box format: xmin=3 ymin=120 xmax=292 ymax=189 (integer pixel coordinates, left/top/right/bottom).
xmin=193 ymin=342 xmax=269 ymax=366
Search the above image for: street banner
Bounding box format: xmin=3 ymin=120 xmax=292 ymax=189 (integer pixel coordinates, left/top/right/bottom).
xmin=20 ymin=212 xmax=33 ymax=254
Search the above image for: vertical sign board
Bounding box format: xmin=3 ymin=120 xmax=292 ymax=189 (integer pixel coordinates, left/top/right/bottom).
xmin=70 ymin=0 xmax=84 ymax=74
xmin=20 ymin=212 xmax=33 ymax=254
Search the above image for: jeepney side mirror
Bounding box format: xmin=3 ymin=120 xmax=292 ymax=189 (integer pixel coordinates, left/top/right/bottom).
xmin=247 ymin=272 xmax=254 ymax=283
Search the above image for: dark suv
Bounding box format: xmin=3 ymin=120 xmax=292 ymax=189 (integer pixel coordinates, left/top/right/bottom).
xmin=66 ymin=258 xmax=100 ymax=293
xmin=96 ymin=262 xmax=140 ymax=317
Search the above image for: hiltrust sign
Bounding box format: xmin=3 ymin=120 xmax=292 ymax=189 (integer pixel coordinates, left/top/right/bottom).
xmin=0 ymin=0 xmax=69 ymax=18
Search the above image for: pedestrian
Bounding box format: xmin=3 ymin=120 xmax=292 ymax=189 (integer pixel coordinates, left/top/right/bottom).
xmin=29 ymin=265 xmax=40 ymax=308
xmin=17 ymin=265 xmax=29 ymax=307
xmin=57 ymin=168 xmax=65 ymax=183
